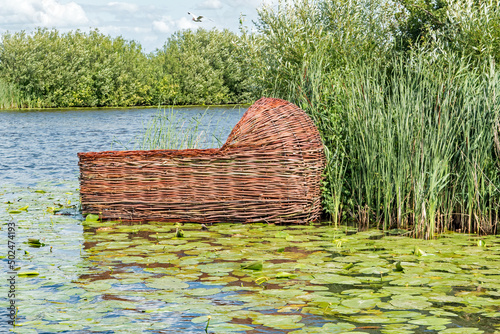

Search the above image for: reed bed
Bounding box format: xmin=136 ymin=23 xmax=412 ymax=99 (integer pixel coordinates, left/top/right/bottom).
xmin=344 ymin=55 xmax=499 ymax=237
xmin=135 ymin=107 xmax=237 ymax=151
xmin=286 ymin=53 xmax=499 ymax=237
xmin=0 ymin=78 xmax=23 ymax=109
xmin=256 ymin=0 xmax=500 ymax=237
xmin=138 ymin=108 xmax=206 ymax=150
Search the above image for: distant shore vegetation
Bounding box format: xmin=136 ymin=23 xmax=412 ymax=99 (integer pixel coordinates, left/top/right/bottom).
xmin=1 ymin=0 xmax=498 ymax=236
xmin=0 ymin=28 xmax=257 ymax=109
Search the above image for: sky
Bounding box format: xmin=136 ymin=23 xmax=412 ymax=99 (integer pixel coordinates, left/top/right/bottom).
xmin=0 ymin=0 xmax=270 ymax=53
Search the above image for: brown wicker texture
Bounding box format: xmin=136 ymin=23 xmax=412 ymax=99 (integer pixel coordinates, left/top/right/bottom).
xmin=78 ymin=97 xmax=326 ymax=223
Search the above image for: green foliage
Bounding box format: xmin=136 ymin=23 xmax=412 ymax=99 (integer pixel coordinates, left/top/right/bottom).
xmin=0 ymin=77 xmax=22 ymax=108
xmin=393 ymin=0 xmax=500 ymax=62
xmin=138 ymin=108 xmax=205 ymax=150
xmin=0 ymin=1 xmax=498 ymax=236
xmin=0 ymin=28 xmax=256 ymax=108
xmin=340 ymin=55 xmax=499 ymax=237
xmin=392 ymin=0 xmax=448 ymax=50
xmin=255 ymin=0 xmax=395 ymax=97
xmin=155 ymin=28 xmax=256 ymax=105
xmin=0 ymin=28 xmax=151 ymax=107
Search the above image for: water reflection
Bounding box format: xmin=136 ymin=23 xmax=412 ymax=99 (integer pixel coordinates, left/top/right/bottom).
xmin=78 ymin=221 xmax=332 ymax=333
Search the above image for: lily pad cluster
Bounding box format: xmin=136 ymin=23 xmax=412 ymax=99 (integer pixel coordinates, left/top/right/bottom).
xmin=0 ymin=182 xmax=499 ymax=333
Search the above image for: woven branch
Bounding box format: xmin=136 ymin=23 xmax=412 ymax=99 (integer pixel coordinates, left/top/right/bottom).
xmin=78 ymin=97 xmax=326 ymax=223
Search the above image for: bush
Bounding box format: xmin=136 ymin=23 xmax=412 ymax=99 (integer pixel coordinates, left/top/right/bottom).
xmin=154 ymin=28 xmax=257 ymax=105
xmin=0 ymin=28 xmax=151 ymax=107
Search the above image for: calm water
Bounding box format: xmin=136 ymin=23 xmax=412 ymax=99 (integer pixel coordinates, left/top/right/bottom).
xmin=0 ymin=106 xmax=246 ymax=186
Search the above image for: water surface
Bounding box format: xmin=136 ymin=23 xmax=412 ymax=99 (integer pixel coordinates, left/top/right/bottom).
xmin=0 ymin=106 xmax=245 ymax=186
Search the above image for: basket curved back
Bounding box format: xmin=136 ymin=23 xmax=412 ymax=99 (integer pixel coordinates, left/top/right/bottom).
xmin=223 ymin=98 xmax=323 ymax=156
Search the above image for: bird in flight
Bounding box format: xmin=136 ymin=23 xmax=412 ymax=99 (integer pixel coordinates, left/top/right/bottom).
xmin=188 ymin=12 xmax=213 ymax=22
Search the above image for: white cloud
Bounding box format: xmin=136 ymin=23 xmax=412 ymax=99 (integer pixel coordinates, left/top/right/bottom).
xmin=196 ymin=0 xmax=223 ymax=10
xmin=222 ymin=0 xmax=266 ymax=8
xmin=177 ymin=17 xmax=199 ymax=30
xmin=107 ymin=2 xmax=139 ymax=13
xmin=0 ymin=0 xmax=265 ymax=53
xmin=152 ymin=16 xmax=198 ymax=33
xmin=0 ymin=0 xmax=88 ymax=27
xmin=152 ymin=16 xmax=174 ymax=33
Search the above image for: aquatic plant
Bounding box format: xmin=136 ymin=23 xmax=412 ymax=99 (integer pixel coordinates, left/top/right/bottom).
xmin=1 ymin=183 xmax=499 ymax=332
xmin=137 ymin=106 xmax=231 ymax=150
xmin=0 ymin=78 xmax=23 ymax=109
xmin=255 ymin=0 xmax=500 ymax=237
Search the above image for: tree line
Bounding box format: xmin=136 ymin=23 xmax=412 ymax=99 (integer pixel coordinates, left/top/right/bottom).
xmin=0 ymin=28 xmax=257 ymax=108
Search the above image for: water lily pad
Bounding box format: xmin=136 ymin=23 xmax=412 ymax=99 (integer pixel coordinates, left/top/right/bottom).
xmin=241 ymin=261 xmax=263 ymax=270
xmin=408 ymin=316 xmax=451 ymax=326
xmin=275 ymin=272 xmax=296 ymax=279
xmin=358 ymin=266 xmax=391 ymax=274
xmin=310 ymin=274 xmax=362 ymax=285
xmin=27 ymin=238 xmax=45 ymax=247
xmin=145 ymin=276 xmax=189 ymax=290
xmin=425 ymin=293 xmax=464 ymax=304
xmin=209 ymin=322 xmax=254 ymax=332
xmin=390 ymin=276 xmax=431 ymax=286
xmin=185 ymin=288 xmax=221 ymax=296
xmin=381 ymin=323 xmax=419 ymax=333
xmin=429 ymin=309 xmax=458 ymax=317
xmin=347 ymin=314 xmax=405 ymax=324
xmin=437 ymin=329 xmax=485 ymax=334
xmin=383 ymin=311 xmax=422 ymax=318
xmin=18 ymin=271 xmax=40 ymax=277
xmin=290 ymin=322 xmax=357 ymax=333
xmin=389 ymin=296 xmax=432 ymax=309
xmin=85 ymin=214 xmax=100 ymax=222
xmin=253 ymin=314 xmax=303 ymax=330
xmin=341 ymin=297 xmax=379 ymax=309
xmin=80 ymin=281 xmax=113 ymax=292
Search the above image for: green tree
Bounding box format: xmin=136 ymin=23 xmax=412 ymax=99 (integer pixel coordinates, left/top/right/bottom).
xmin=154 ymin=28 xmax=256 ymax=105
xmin=393 ymin=0 xmax=500 ymax=62
xmin=0 ymin=28 xmax=151 ymax=107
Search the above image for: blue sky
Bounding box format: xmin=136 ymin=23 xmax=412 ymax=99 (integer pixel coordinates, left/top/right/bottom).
xmin=0 ymin=0 xmax=270 ymax=53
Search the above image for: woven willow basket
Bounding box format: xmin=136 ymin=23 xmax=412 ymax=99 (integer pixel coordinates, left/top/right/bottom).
xmin=78 ymin=97 xmax=326 ymax=223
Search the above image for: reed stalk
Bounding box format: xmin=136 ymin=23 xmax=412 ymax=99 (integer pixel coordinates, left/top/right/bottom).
xmin=138 ymin=107 xmax=230 ymax=150
xmin=341 ymin=55 xmax=499 ymax=236
xmin=269 ymin=41 xmax=499 ymax=236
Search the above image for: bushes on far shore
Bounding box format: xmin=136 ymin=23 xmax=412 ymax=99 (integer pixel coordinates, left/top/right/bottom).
xmin=0 ymin=28 xmax=257 ymax=109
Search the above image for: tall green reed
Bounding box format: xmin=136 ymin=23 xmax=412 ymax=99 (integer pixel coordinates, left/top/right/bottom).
xmin=137 ymin=107 xmax=231 ymax=151
xmin=268 ymin=39 xmax=498 ymax=236
xmin=278 ymin=42 xmax=347 ymax=228
xmin=0 ymin=78 xmax=22 ymax=109
xmin=339 ymin=54 xmax=499 ymax=237
xmin=255 ymin=0 xmax=499 ymax=236
xmin=139 ymin=108 xmax=204 ymax=150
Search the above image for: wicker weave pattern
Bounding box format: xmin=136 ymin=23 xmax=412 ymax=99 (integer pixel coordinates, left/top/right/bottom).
xmin=78 ymin=97 xmax=326 ymax=223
